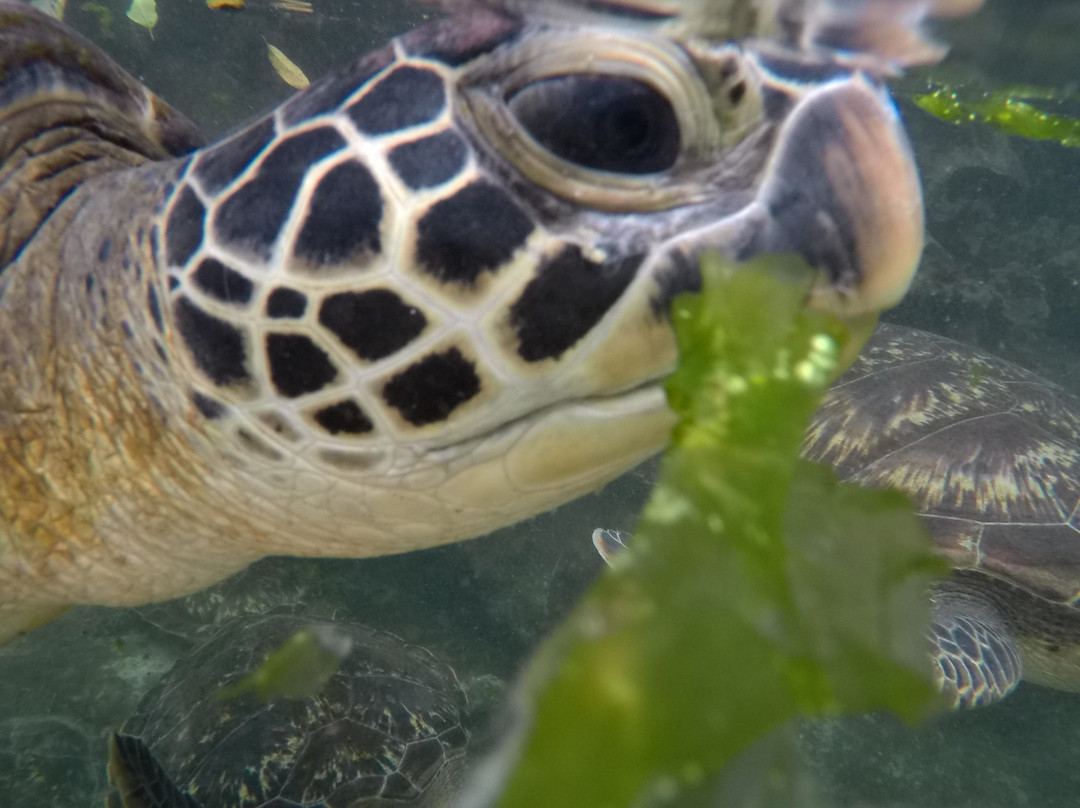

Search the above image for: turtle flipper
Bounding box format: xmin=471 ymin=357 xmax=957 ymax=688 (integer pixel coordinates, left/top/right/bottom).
xmin=0 ymin=603 xmax=68 ymax=645
xmin=0 ymin=0 xmax=202 ymax=157
xmin=107 ymin=734 xmax=204 ymax=808
xmin=929 ymin=593 xmax=1023 ymax=709
xmin=0 ymin=0 xmax=202 ymax=266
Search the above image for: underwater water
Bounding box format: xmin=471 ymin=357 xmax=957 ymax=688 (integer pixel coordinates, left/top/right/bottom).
xmin=4 ymin=0 xmax=1080 ymax=806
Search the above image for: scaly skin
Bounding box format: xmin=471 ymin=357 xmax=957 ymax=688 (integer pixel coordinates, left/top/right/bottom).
xmin=0 ymin=156 xmax=674 ymax=616
xmin=1 ymin=161 xmax=261 ymax=609
xmin=0 ymin=0 xmax=950 ymax=640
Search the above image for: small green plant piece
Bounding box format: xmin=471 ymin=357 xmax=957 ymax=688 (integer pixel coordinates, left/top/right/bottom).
xmin=217 ymin=625 xmax=352 ymax=701
xmin=911 ymin=82 xmax=1080 ymax=148
xmin=79 ymin=2 xmax=113 ymax=37
xmin=491 ymin=254 xmax=944 ymax=808
xmin=125 ymin=0 xmax=157 ymax=33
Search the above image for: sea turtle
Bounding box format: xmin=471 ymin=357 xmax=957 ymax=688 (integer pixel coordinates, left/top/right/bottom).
xmin=0 ymin=0 xmax=969 ymax=643
xmin=595 ymin=322 xmax=1080 ymax=708
xmin=106 ymin=613 xmax=472 ymax=808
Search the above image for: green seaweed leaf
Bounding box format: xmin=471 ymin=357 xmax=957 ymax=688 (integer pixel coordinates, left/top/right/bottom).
xmin=217 ymin=625 xmax=352 ymax=701
xmin=910 ymin=82 xmax=1080 ymax=148
xmin=79 ymin=2 xmax=112 ymax=36
xmin=490 ymin=254 xmax=944 ymax=808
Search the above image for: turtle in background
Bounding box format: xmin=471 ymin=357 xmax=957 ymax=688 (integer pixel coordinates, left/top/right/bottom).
xmin=106 ymin=613 xmax=473 ymax=808
xmin=0 ymin=0 xmax=978 ymax=643
xmin=595 ymin=322 xmax=1080 ymax=709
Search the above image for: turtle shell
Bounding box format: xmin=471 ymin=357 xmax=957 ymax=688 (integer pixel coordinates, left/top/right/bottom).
xmin=116 ymin=613 xmax=469 ymax=808
xmin=804 ymin=323 xmax=1080 ymax=607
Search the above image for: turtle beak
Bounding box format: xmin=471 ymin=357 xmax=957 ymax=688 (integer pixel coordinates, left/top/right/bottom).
xmin=673 ymin=72 xmax=925 ymax=321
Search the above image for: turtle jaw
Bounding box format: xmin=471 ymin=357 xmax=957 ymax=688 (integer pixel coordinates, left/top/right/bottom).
xmin=422 ymin=380 xmax=674 ymax=533
xmin=664 ymin=71 xmax=925 ymax=320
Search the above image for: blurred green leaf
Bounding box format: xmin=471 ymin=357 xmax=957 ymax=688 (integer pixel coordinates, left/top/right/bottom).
xmin=910 ymin=82 xmax=1080 ymax=148
xmin=492 ymin=254 xmax=944 ymax=808
xmin=217 ymin=625 xmax=352 ymax=701
xmin=125 ymin=0 xmax=156 ymax=32
xmin=79 ymin=2 xmax=113 ymax=37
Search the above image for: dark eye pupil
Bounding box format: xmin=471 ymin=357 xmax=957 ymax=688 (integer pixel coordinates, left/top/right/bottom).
xmin=508 ymin=75 xmax=680 ymax=174
xmin=608 ymin=106 xmax=651 ymax=154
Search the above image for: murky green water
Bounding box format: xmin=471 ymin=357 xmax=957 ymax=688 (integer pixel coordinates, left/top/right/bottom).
xmin=4 ymin=1 xmax=1080 ymax=805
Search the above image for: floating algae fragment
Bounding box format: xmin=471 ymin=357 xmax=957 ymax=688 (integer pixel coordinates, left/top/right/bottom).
xmin=911 ymin=82 xmax=1080 ymax=148
xmin=273 ymin=0 xmax=314 ymax=13
xmin=125 ymin=0 xmax=157 ymax=32
xmin=217 ymin=625 xmax=352 ymax=701
xmin=81 ymin=2 xmax=114 ymax=36
xmin=267 ymin=42 xmax=310 ymax=89
xmin=478 ymin=254 xmax=943 ymax=808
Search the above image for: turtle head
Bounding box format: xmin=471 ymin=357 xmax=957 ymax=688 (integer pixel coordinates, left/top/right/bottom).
xmin=154 ymin=0 xmax=977 ymax=551
xmin=452 ymin=0 xmax=974 ymax=318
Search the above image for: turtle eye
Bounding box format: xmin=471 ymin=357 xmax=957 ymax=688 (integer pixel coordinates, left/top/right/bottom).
xmin=507 ymin=74 xmax=681 ymax=174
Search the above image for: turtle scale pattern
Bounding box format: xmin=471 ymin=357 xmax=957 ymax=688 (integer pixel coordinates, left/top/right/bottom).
xmin=0 ymin=0 xmax=958 ymax=635
xmin=112 ymin=614 xmax=470 ymax=808
xmin=805 ymin=323 xmax=1080 ymax=606
xmin=110 ymin=9 xmax=694 ymax=562
xmin=803 ymin=323 xmax=1080 ymax=705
